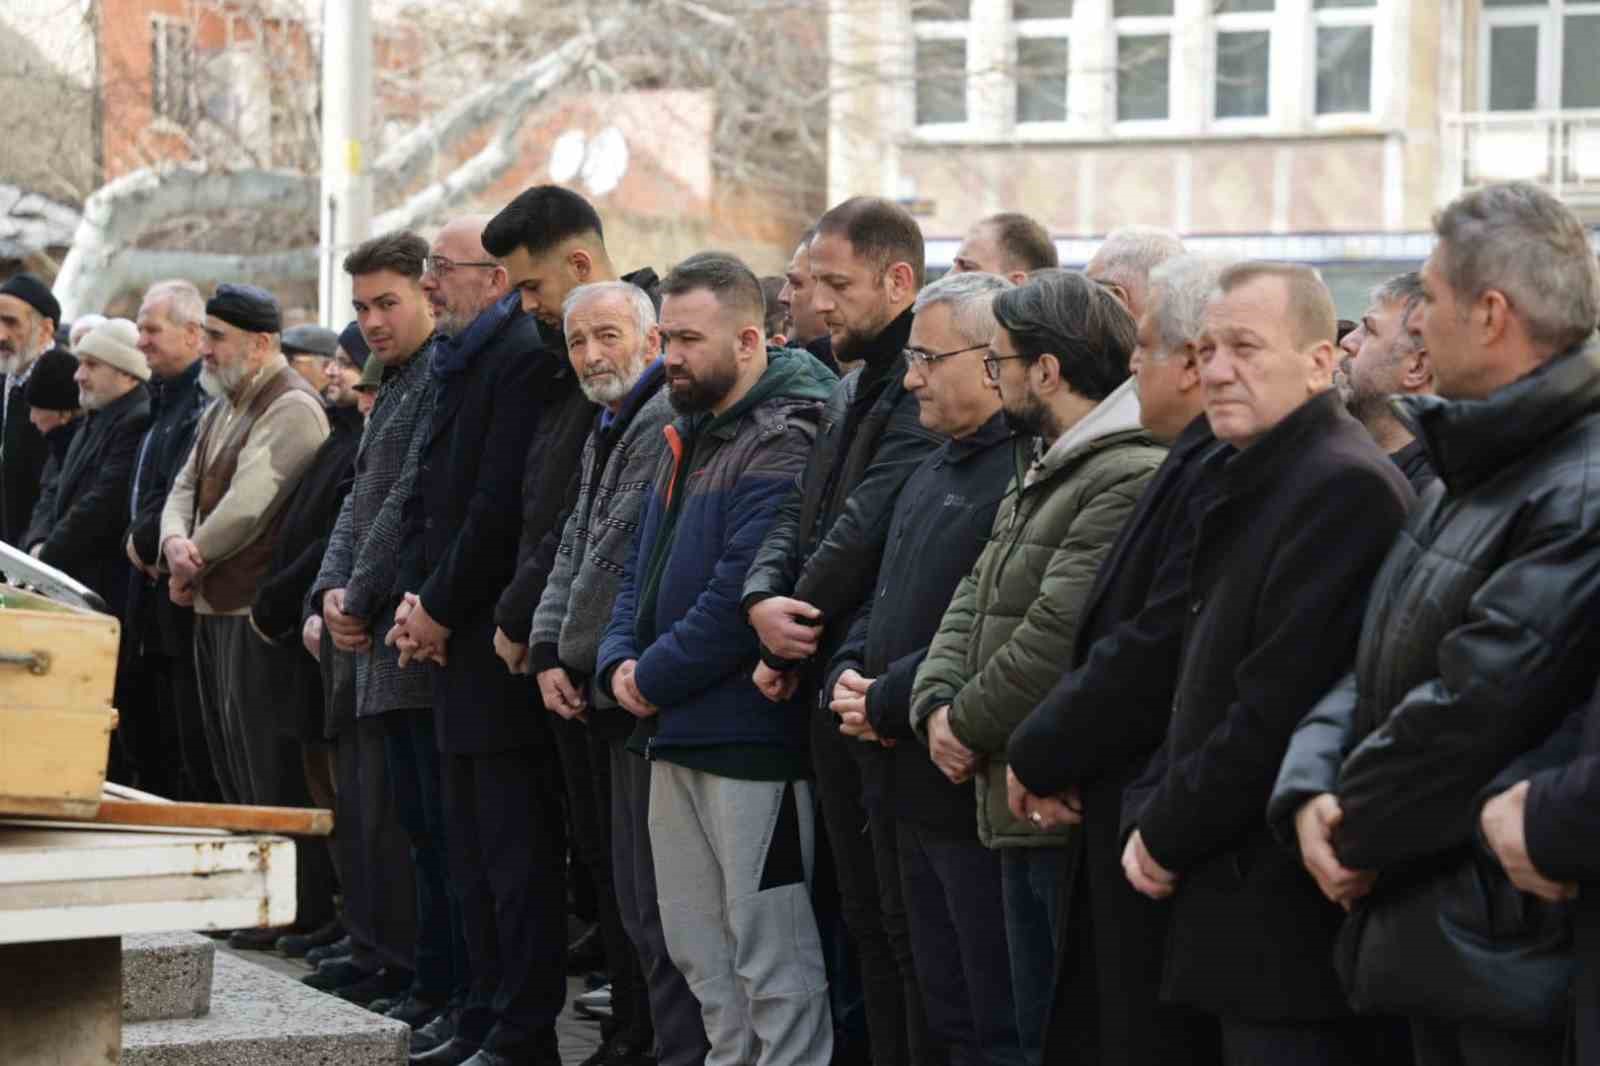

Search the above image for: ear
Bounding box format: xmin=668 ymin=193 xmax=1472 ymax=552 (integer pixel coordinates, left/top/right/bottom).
xmin=570 ymin=250 xmax=594 ymax=283
xmin=1007 ymin=270 xmax=1030 ymax=286
xmin=1401 ymin=345 xmax=1433 ymax=391
xmin=884 ymin=261 xmax=917 ymax=304
xmin=1033 ymin=351 xmax=1063 ymax=393
xmin=644 ymin=323 xmax=663 ymax=356
xmin=1100 ymin=280 xmax=1132 ymax=315
xmin=489 ymin=264 xmax=510 ymax=294
xmin=1479 ymin=289 xmax=1512 ymax=347
xmin=739 ymin=324 xmax=764 ymax=358
xmin=1306 ymin=340 xmax=1336 ymax=392
xmin=1177 ymin=344 xmax=1203 ymax=393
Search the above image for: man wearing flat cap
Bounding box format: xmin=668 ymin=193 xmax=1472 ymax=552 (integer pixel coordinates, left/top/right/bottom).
xmin=0 ymin=272 xmax=69 ymax=548
xmin=160 ymin=283 xmax=330 ymax=815
xmin=283 ymin=324 xmax=341 ymax=398
xmin=24 ymin=318 xmax=152 ymax=616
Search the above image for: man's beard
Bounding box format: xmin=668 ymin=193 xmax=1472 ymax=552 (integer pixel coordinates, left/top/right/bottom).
xmin=667 ymin=358 xmax=739 ymax=415
xmin=78 ymin=386 xmax=104 ymax=411
xmin=829 ymin=301 xmax=894 ymax=363
xmin=1002 ymin=388 xmax=1054 ymax=440
xmin=579 ymin=354 xmax=648 ymax=406
xmin=200 ymin=359 xmax=250 ymax=398
xmin=1339 ymin=356 xmax=1396 ymax=426
xmin=0 ymin=336 xmax=43 ymax=377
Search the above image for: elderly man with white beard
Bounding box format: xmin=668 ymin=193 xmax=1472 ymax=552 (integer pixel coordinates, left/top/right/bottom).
xmin=0 ymin=273 xmax=67 ymax=547
xmin=161 ymin=283 xmax=330 ymax=810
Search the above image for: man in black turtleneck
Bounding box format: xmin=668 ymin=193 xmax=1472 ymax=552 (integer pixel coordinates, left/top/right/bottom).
xmin=742 ymin=196 xmax=942 ymax=1066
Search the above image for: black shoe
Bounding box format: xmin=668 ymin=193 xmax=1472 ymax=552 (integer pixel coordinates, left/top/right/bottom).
xmin=369 ymin=995 xmax=402 ymax=1015
xmin=301 ymin=958 xmax=376 ymax=991
xmin=410 ymin=1009 xmax=459 ymax=1054
xmin=276 ymin=919 xmax=343 ymax=958
xmin=409 ymin=1036 xmax=480 ymax=1065
xmin=305 ymin=936 xmax=353 ymax=966
xmin=566 ymin=923 xmax=605 ymax=974
xmin=336 ymin=966 xmax=414 ymax=1006
xmin=580 ymin=1036 xmax=658 ymax=1066
xmin=385 ymin=995 xmax=444 ymax=1028
xmin=228 ymin=926 xmax=290 ymax=950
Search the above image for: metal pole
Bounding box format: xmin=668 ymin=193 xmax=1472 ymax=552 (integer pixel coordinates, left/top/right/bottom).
xmin=317 ymin=0 xmax=373 ymax=328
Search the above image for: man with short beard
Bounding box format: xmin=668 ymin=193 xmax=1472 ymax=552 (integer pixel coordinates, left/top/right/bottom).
xmin=128 ymin=280 xmax=214 ymax=801
xmin=742 ymin=196 xmax=942 ymax=1066
xmin=1335 ymin=271 xmax=1437 ymax=491
xmin=311 ymin=233 xmax=449 ymax=1022
xmin=24 ymin=318 xmax=152 ymax=614
xmin=777 ymin=230 xmax=839 ymax=373
xmin=0 ymin=273 xmax=65 ymax=547
xmin=530 ymin=281 xmax=703 ymax=1066
xmin=160 ymin=283 xmax=331 ymax=942
xmin=596 ymin=252 xmax=836 ymax=1066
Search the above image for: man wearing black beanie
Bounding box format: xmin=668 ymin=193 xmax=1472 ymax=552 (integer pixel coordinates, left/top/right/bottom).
xmin=0 ymin=272 xmax=67 ymax=548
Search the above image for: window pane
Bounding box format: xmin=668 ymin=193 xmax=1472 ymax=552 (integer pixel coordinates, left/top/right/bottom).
xmin=1217 ymin=0 xmax=1273 ymax=10
xmin=913 ymin=0 xmax=970 ymax=20
xmin=916 ymin=39 xmax=968 ymax=124
xmin=1118 ymin=34 xmax=1170 ymax=120
xmin=1114 ymin=0 xmax=1172 ymax=15
xmin=1014 ymin=0 xmax=1071 ymax=18
xmin=1017 ymin=37 xmax=1069 ymax=122
xmin=1215 ymin=30 xmax=1270 ymax=118
xmin=1488 ymin=25 xmax=1539 ymax=111
xmin=1313 ymin=0 xmax=1374 ymax=7
xmin=1316 ymin=25 xmax=1372 ymax=113
xmin=1564 ymin=16 xmax=1600 ymax=108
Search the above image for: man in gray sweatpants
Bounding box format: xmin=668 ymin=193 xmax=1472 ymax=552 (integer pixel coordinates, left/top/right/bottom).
xmin=595 ymin=252 xmax=834 ymax=1066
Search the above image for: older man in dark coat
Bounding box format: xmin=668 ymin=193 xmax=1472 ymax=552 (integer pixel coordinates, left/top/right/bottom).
xmin=0 ymin=273 xmax=63 ymax=548
xmin=1119 ymin=261 xmax=1412 ymax=1065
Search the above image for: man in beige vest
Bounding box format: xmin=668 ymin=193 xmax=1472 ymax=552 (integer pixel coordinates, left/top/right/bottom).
xmin=161 ymin=284 xmax=328 ymax=813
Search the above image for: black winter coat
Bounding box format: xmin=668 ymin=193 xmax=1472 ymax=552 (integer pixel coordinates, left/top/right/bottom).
xmin=24 ymin=420 xmax=81 ymax=550
xmin=741 ymin=308 xmax=941 ymax=693
xmin=1123 ymin=391 xmax=1413 ymax=1022
xmin=398 ymin=296 xmax=559 ymax=754
xmin=1 ymin=352 xmax=58 ymax=549
xmin=1006 ymin=413 xmax=1225 ymax=1066
xmin=30 ymin=384 xmax=152 ymax=616
xmin=826 ymin=411 xmax=1015 ymax=826
xmin=126 ymin=362 xmax=208 ymax=657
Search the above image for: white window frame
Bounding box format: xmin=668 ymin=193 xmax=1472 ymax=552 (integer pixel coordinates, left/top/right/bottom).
xmin=1012 ymin=9 xmax=1075 ymax=136
xmin=1305 ymin=1 xmax=1387 ymax=128
xmin=1478 ymin=1 xmax=1600 ymax=113
xmin=912 ymin=18 xmax=975 ymax=136
xmin=1208 ymin=3 xmax=1278 ymax=133
xmin=1111 ymin=4 xmax=1180 ymax=135
xmin=149 ymin=14 xmax=196 ymax=131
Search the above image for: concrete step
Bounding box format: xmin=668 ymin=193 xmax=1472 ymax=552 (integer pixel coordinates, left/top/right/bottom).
xmin=122 ymin=951 xmax=408 ymax=1065
xmin=122 ymin=932 xmax=215 ymax=1023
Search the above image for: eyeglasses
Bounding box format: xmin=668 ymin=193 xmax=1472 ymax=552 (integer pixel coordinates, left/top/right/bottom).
xmin=903 ymin=342 xmax=987 ymax=372
xmin=982 ymin=352 xmax=1029 ymax=382
xmin=424 ymin=255 xmax=498 ymax=277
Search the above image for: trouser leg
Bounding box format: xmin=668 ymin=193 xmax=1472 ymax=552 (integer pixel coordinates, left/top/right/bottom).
xmin=813 ymin=712 xmax=905 ymax=1066
xmin=358 ymin=713 xmax=417 ymax=973
xmin=1222 ymin=1017 xmax=1392 ymax=1066
xmin=582 ymin=726 xmax=647 ymax=1046
xmin=899 ymin=821 xmax=1024 ymax=1066
xmin=1001 ymin=848 xmax=1067 ymax=1066
xmin=381 ymin=708 xmax=452 ymax=1001
xmin=192 ymin=616 xmax=239 ymax=805
xmin=611 ymin=739 xmax=708 ymax=1066
xmin=868 ymin=808 xmax=934 ymax=1065
xmin=1411 ymin=1018 xmax=1563 ymax=1066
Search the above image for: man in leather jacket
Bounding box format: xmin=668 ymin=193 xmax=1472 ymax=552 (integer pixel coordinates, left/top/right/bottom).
xmin=1271 ymin=181 xmax=1600 ymax=1066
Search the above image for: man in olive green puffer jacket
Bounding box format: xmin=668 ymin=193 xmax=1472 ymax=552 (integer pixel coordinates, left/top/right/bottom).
xmin=911 ymin=271 xmax=1165 ymax=1065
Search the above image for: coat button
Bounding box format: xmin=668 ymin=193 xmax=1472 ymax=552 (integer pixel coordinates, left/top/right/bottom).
xmin=1189 ymin=598 xmax=1203 ymax=614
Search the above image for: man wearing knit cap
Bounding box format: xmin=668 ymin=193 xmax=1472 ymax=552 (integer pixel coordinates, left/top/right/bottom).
xmin=0 ymin=272 xmax=67 ymax=547
xmin=160 ymin=283 xmax=330 ymax=815
xmin=21 ymin=349 xmax=84 ymax=558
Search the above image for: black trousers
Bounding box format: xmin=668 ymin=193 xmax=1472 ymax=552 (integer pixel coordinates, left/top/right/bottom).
xmin=898 ymin=820 xmax=1024 ymax=1066
xmin=553 ymin=717 xmax=649 ymax=1043
xmin=339 ymin=713 xmax=418 ymax=973
xmin=812 ymin=712 xmax=928 ymax=1066
xmin=1218 ymin=1017 xmax=1394 ymax=1066
xmin=1410 ymin=1018 xmax=1562 ymax=1066
xmin=446 ymin=745 xmax=568 ymax=1055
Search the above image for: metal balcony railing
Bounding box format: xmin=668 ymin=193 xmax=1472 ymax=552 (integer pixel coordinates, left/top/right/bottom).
xmin=1442 ymin=110 xmax=1600 ymax=203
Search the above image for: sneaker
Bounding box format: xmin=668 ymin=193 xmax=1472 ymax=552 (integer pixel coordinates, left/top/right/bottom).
xmin=574 ymin=983 xmax=613 ymax=1021
xmin=384 ymin=995 xmax=444 ymax=1028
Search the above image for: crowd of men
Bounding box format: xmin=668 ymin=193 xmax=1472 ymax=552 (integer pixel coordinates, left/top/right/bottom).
xmin=2 ymin=176 xmax=1599 ymax=1066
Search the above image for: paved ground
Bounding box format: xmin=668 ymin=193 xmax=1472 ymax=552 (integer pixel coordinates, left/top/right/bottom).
xmin=221 ymin=944 xmax=605 ymax=1064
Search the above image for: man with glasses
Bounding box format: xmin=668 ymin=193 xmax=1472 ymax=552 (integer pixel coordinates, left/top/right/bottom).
xmin=825 ymin=271 xmax=1027 ymax=1064
xmin=742 ymin=196 xmax=942 ymax=1066
xmin=912 ymin=271 xmax=1166 ymax=1065
xmin=282 ymin=325 xmax=341 ymax=396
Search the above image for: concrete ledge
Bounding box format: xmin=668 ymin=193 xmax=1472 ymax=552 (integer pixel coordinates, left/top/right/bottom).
xmin=123 ymin=932 xmax=215 ymax=1022
xmin=122 ymin=952 xmax=408 ymax=1065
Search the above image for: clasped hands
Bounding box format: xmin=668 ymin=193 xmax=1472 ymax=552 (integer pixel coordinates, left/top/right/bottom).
xmin=749 ymin=596 xmax=821 ymax=702
xmin=163 ymin=536 xmax=205 ymax=606
xmin=385 ymin=592 xmax=451 ymax=667
xmin=828 ymin=669 xmax=894 ymax=748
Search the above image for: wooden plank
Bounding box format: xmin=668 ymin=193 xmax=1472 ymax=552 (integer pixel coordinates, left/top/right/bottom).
xmin=89 ymin=799 xmax=333 ymax=836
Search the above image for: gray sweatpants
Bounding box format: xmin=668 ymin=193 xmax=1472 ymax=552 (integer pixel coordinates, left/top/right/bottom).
xmin=648 ymin=762 xmax=833 ymax=1066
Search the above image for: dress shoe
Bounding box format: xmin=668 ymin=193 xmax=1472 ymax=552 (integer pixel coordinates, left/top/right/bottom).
xmin=385 ymin=995 xmax=444 ymax=1028
xmin=566 ymin=922 xmax=605 ymax=974
xmin=580 ymin=1035 xmax=659 ymax=1066
xmin=276 ymin=918 xmax=343 ymax=958
xmin=336 ymin=966 xmax=414 ymax=1006
xmin=305 ymin=935 xmax=353 ymax=966
xmin=409 ymin=1036 xmax=480 ymax=1065
xmin=574 ymin=982 xmax=612 ymax=1021
xmin=302 ymin=958 xmax=376 ymax=991
xmin=410 ymin=1008 xmax=459 ymax=1054
xmin=228 ymin=926 xmax=291 ymax=951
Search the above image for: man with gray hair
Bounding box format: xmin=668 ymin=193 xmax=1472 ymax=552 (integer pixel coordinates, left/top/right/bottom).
xmin=826 ymin=270 xmax=1029 ymax=1064
xmin=1085 ymin=226 xmax=1188 ymax=322
xmin=1005 ymin=256 xmax=1230 ymax=1065
xmin=1336 ymin=271 xmax=1437 ymax=491
xmin=1273 ymin=182 xmax=1600 ymax=1063
xmin=529 ymin=280 xmax=710 ymax=1066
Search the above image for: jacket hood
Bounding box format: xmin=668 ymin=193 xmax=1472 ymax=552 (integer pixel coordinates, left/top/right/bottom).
xmin=1400 ymin=333 xmax=1600 ymax=495
xmin=1026 ymin=375 xmax=1144 ymax=487
xmin=698 ymin=345 xmax=836 ymax=436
